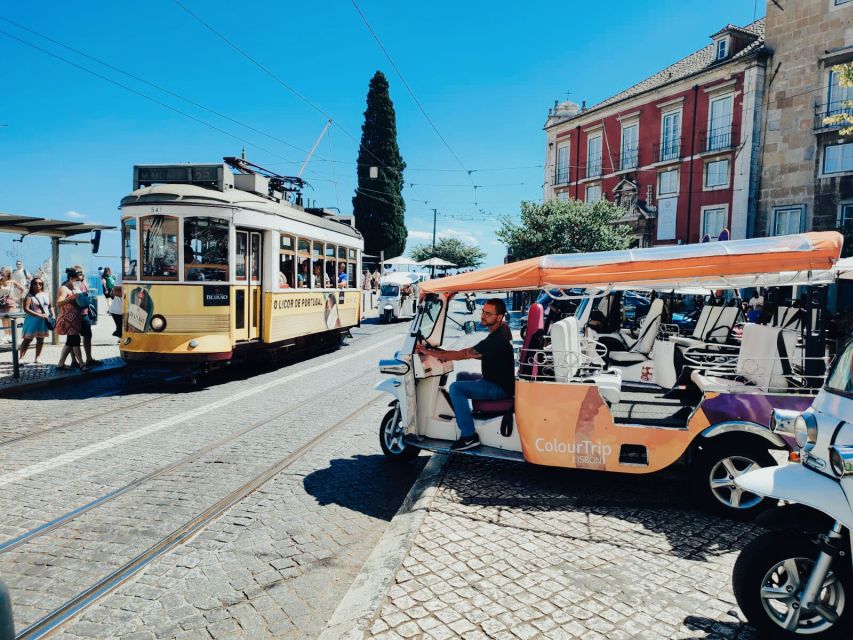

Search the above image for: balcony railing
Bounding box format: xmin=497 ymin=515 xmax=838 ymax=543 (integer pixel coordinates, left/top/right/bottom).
xmin=554 ymin=165 xmax=569 ymax=185
xmin=654 ymin=137 xmax=683 ymax=163
xmin=585 ymin=151 xmax=603 ymax=178
xmin=620 ymin=149 xmax=638 ymax=170
xmin=700 ymin=124 xmax=738 ymax=152
xmin=815 ymin=101 xmax=853 ymax=130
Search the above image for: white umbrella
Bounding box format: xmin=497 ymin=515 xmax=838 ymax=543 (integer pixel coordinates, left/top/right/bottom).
xmin=418 ymin=257 xmax=456 ymax=267
xmin=382 ymin=255 xmax=420 ymax=266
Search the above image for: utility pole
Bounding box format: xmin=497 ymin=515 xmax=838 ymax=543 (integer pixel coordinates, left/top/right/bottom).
xmin=431 ymin=208 xmax=438 ymax=279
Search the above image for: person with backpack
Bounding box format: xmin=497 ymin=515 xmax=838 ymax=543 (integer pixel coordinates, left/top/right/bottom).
xmin=18 ymin=277 xmax=53 ymax=364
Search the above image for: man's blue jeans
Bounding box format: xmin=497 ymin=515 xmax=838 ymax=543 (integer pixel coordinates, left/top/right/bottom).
xmin=449 ymin=372 xmax=508 ymax=438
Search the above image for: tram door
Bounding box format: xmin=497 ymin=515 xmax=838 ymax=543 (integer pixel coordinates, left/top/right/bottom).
xmin=234 ymin=230 xmax=263 ymax=341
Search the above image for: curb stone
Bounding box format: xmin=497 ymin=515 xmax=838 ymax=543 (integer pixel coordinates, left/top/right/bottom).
xmin=0 ymin=360 xmax=125 ymax=396
xmin=319 ymin=453 xmax=449 ymax=640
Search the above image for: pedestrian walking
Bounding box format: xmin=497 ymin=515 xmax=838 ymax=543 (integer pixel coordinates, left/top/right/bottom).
xmin=55 ymin=267 xmax=85 ymax=370
xmin=11 ymin=260 xmax=30 ymax=304
xmin=0 ymin=267 xmax=25 ymax=344
xmin=108 ymin=284 xmax=123 ymax=339
xmin=372 ymin=269 xmax=381 ymax=291
xmin=101 ymin=266 xmax=116 ymax=300
xmin=362 ymin=269 xmax=371 ymax=291
xmin=18 ymin=277 xmax=53 ymax=364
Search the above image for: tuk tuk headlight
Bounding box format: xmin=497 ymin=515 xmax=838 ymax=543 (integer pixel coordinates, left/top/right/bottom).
xmin=829 ymin=445 xmax=853 ymax=477
xmin=794 ymin=412 xmax=818 ymax=449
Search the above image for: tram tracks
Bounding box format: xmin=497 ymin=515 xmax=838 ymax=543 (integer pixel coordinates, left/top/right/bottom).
xmin=0 ymin=370 xmax=373 ymax=554
xmin=14 ymin=393 xmax=384 ymax=640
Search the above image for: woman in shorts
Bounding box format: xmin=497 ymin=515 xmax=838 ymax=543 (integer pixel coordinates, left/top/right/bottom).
xmin=18 ymin=277 xmax=53 ymax=363
xmin=55 ymin=267 xmax=85 ymax=370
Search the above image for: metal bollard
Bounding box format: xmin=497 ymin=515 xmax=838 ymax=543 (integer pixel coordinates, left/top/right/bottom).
xmin=0 ymin=578 xmax=13 ymax=640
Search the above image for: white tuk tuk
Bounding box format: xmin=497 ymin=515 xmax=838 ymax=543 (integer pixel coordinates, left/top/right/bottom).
xmin=376 ymin=232 xmax=844 ymax=519
xmin=378 ymin=272 xmax=421 ymax=323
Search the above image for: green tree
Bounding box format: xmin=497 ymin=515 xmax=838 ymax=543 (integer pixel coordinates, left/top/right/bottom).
xmin=824 ymin=63 xmax=853 ymax=136
xmin=352 ymin=71 xmax=407 ymax=257
xmin=410 ymin=237 xmax=486 ymax=269
xmin=497 ymin=199 xmax=633 ymax=260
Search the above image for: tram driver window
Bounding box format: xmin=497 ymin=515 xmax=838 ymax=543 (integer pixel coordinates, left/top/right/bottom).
xmin=122 ymin=218 xmax=138 ymax=279
xmin=184 ymin=217 xmax=228 ymax=281
xmin=141 ymin=215 xmax=178 ymax=280
xmin=348 ymin=248 xmax=358 ymax=288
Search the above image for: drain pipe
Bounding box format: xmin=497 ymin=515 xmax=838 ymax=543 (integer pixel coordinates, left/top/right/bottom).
xmin=685 ymin=85 xmax=700 ymax=243
xmin=574 ymin=125 xmax=581 ymax=199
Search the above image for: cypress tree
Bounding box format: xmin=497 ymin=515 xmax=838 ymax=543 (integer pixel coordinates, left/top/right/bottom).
xmin=353 ymin=71 xmax=407 ymax=258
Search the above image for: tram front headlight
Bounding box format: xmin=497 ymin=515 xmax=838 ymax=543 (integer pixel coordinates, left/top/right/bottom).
xmin=149 ymin=315 xmax=167 ymax=332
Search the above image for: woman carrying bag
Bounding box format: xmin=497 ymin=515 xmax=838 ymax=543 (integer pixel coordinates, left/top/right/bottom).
xmin=18 ymin=278 xmax=53 ymax=364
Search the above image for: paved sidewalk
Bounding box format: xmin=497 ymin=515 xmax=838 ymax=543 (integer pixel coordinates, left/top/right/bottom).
xmin=358 ymin=455 xmax=763 ymax=640
xmin=0 ymin=297 xmax=123 ymax=393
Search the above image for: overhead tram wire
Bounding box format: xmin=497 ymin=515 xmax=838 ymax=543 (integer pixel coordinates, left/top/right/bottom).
xmin=171 ymin=0 xmax=397 ymax=182
xmin=0 ymin=28 xmax=302 ymax=169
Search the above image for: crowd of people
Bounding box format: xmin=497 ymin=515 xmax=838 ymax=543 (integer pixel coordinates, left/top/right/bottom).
xmin=0 ymin=261 xmax=121 ymax=371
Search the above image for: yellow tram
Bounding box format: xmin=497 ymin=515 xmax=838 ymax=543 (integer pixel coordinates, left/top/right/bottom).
xmin=119 ymin=158 xmax=363 ymax=370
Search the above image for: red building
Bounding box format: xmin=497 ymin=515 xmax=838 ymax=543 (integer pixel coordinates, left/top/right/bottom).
xmin=543 ymin=20 xmax=767 ymax=247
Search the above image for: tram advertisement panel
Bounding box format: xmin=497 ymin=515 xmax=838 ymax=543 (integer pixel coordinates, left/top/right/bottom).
xmin=265 ymin=291 xmax=360 ymax=342
xmin=122 ymin=284 xmax=230 ymax=335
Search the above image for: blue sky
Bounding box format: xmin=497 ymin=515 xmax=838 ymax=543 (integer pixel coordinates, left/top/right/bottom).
xmin=0 ymin=0 xmax=764 ymax=274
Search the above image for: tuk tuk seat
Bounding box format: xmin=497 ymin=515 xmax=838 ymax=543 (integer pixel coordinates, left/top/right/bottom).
xmin=518 ymin=303 xmax=545 ymax=379
xmin=609 ymin=299 xmax=664 ymax=365
xmin=471 ymin=398 xmax=515 ymax=416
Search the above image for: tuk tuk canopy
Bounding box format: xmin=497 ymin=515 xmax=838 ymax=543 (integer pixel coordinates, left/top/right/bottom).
xmin=419 ymin=232 xmax=844 ymax=295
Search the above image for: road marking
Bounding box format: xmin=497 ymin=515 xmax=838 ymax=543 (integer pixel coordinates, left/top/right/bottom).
xmin=0 ymin=333 xmax=404 ymax=488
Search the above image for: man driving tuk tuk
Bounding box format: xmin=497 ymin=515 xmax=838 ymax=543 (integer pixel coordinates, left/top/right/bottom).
xmin=416 ymin=298 xmax=514 ymax=451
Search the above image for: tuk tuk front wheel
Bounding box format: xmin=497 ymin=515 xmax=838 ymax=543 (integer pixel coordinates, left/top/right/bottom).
xmin=379 ymin=406 xmax=419 ymax=462
xmin=690 ymin=439 xmax=776 ymax=520
xmin=733 ymin=531 xmax=852 ymax=639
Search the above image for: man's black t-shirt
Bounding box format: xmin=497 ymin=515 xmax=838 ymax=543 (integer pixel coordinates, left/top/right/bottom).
xmin=473 ymin=323 xmax=515 ymax=396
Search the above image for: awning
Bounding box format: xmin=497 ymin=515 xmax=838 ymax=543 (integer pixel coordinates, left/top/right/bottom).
xmin=0 ymin=212 xmax=114 ymax=238
xmin=420 ymin=232 xmax=844 ymax=294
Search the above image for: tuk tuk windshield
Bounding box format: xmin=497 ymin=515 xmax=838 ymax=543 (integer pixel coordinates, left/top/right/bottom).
xmin=826 ymin=339 xmax=853 ymax=397
xmin=380 ymin=284 xmax=400 ymax=297
xmin=413 ymin=296 xmax=442 ymax=339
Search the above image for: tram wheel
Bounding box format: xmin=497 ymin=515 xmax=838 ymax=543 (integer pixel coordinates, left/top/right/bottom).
xmin=379 ymin=406 xmax=419 ymax=462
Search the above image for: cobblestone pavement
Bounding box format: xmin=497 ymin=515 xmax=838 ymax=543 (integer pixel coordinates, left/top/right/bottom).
xmin=0 ymin=315 xmax=432 ymax=637
xmin=366 ymin=456 xmax=767 ymax=640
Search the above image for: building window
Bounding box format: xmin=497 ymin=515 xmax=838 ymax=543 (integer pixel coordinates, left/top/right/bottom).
xmin=620 ymin=123 xmax=638 ymax=170
xmin=658 ymin=169 xmax=679 ymax=196
xmin=701 ymin=207 xmax=727 ymax=240
xmin=827 ymin=69 xmax=853 ymax=117
xmin=557 ymin=191 xmax=569 ymax=202
xmin=704 ymin=159 xmax=729 ymax=189
xmin=585 ymin=184 xmax=602 ymax=203
xmin=587 ymin=135 xmax=602 ymax=176
xmin=716 ymin=39 xmax=727 ymax=61
xmin=823 ymin=142 xmax=853 ymax=174
xmin=660 ymin=110 xmax=681 ymax=161
xmin=555 ymin=145 xmax=569 ymax=184
xmin=773 ymin=207 xmax=803 ymax=236
xmin=707 ymin=94 xmax=734 ymax=150
xmin=839 ymin=202 xmax=853 ymax=227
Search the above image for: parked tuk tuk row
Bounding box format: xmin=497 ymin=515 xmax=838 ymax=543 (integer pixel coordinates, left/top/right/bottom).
xmin=376 ymin=231 xmax=853 ymax=639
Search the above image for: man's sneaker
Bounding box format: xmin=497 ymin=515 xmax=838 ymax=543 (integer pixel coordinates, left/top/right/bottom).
xmin=450 ymin=434 xmax=480 ymax=451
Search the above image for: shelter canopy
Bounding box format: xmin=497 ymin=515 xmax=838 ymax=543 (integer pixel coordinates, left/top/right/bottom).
xmin=420 ymin=232 xmax=844 ymax=294
xmin=0 ymin=212 xmax=114 ymax=238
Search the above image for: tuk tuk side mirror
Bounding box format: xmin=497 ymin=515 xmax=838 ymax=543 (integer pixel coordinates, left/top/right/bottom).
xmin=463 ymin=321 xmax=476 ymax=334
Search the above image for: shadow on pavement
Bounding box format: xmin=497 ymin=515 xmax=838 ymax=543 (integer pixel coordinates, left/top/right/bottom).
xmin=682 ymin=615 xmax=758 ymax=639
xmin=443 ymin=456 xmax=761 ymax=562
xmin=303 ymin=453 xmax=428 ymax=521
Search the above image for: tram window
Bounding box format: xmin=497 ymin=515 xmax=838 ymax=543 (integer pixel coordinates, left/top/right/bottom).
xmin=349 ymin=248 xmax=357 ymax=261
xmin=184 ymin=217 xmax=228 ymax=281
xmin=338 ymin=246 xmax=347 ymax=261
xmin=297 ymin=239 xmax=310 ymax=288
xmin=311 ymin=242 xmax=326 ymax=288
xmin=235 ymin=233 xmax=248 ymax=280
xmin=279 ymin=234 xmax=295 ymax=289
xmin=122 ymin=218 xmax=138 ymax=279
xmin=279 ymin=254 xmax=295 ymax=288
xmin=141 ymin=215 xmax=178 ymax=279
xmin=250 ymin=234 xmax=261 ymax=281
xmin=347 ymin=262 xmax=356 ymax=287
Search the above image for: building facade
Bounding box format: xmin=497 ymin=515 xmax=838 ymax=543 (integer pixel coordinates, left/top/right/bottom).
xmin=757 ymin=0 xmax=853 ymax=247
xmin=543 ymin=20 xmax=767 ymax=246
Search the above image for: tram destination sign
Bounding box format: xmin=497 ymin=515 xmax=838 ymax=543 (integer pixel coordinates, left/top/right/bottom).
xmin=133 ymin=164 xmax=232 ymax=191
xmin=203 ymin=285 xmax=230 ymax=307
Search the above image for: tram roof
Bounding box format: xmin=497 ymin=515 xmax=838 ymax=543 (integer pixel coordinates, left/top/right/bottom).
xmin=420 ymin=232 xmax=844 ymax=294
xmin=121 ymin=184 xmax=362 ymax=240
xmin=0 ymin=212 xmax=114 ymax=239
